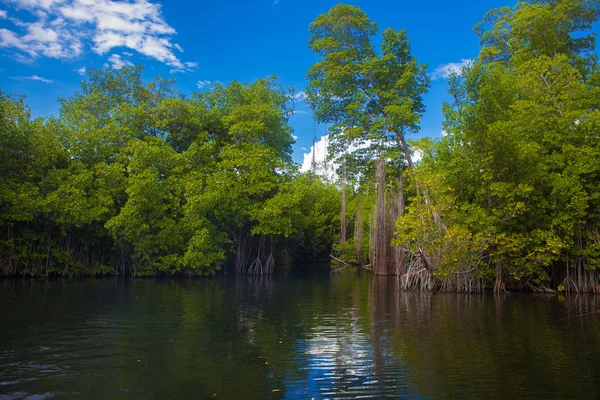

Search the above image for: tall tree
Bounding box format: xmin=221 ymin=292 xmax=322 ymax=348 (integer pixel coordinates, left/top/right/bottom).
xmin=306 ymin=4 xmax=429 ymax=275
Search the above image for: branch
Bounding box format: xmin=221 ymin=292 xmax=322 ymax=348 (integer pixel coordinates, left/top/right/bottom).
xmin=330 ymin=254 xmax=350 ymax=266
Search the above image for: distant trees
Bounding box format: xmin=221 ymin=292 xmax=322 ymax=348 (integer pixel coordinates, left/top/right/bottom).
xmin=0 ymin=68 xmax=340 ymax=276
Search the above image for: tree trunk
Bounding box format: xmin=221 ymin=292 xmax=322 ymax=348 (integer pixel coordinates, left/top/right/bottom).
xmin=369 ymin=212 xmax=375 ymax=267
xmin=494 ymin=262 xmax=505 ymax=294
xmin=374 ymin=157 xmax=388 ymax=275
xmin=340 ymin=158 xmax=347 ymax=245
xmin=354 ymin=197 xmax=364 ymax=264
xmin=235 ymin=229 xmax=247 ymax=275
xmin=391 ymin=175 xmax=406 ymax=276
xmin=264 ymin=237 xmax=275 ymax=275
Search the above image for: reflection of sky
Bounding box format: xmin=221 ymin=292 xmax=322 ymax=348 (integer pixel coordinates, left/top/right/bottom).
xmin=281 ymin=310 xmax=421 ymax=399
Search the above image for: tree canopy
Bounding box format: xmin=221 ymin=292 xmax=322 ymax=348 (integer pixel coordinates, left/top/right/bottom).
xmin=1 ymin=0 xmax=600 ymax=293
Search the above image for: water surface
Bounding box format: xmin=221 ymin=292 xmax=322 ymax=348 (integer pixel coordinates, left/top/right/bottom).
xmin=1 ymin=270 xmax=600 ymax=399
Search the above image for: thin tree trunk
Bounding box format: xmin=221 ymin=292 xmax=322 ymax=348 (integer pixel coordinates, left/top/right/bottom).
xmin=264 ymin=237 xmax=275 ymax=275
xmin=354 ymin=196 xmax=364 ymax=265
xmin=235 ymin=229 xmax=246 ymax=275
xmin=369 ymin=213 xmax=375 ymax=267
xmin=391 ymin=175 xmax=406 ymax=276
xmin=340 ymin=157 xmax=347 ymax=245
xmin=494 ymin=262 xmax=505 ymax=294
xmin=374 ymin=157 xmax=388 ymax=275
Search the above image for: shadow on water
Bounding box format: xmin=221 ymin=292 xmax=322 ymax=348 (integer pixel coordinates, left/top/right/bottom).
xmin=1 ymin=272 xmax=600 ymax=399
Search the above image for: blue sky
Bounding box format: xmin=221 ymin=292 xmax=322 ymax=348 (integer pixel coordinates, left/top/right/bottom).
xmin=0 ymin=0 xmax=544 ymax=164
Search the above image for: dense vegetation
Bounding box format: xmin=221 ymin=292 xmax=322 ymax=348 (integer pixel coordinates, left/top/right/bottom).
xmin=1 ymin=0 xmax=600 ymax=293
xmin=415 ymin=0 xmax=600 ymax=294
xmin=305 ymin=0 xmax=600 ymax=294
xmin=0 ymin=71 xmax=340 ymax=277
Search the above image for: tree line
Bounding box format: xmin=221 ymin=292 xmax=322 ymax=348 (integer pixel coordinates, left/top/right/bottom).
xmin=0 ymin=71 xmax=340 ymax=277
xmin=1 ymin=0 xmax=600 ymax=293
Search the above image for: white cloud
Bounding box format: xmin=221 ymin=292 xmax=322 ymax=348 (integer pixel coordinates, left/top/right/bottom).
xmin=292 ymin=91 xmax=307 ymax=101
xmin=11 ymin=0 xmax=63 ymax=9
xmin=75 ymin=66 xmax=85 ymax=75
xmin=300 ymin=135 xmax=337 ymax=181
xmin=104 ymin=53 xmax=132 ymax=69
xmin=11 ymin=74 xmax=53 ymax=83
xmin=196 ymin=79 xmax=211 ymax=89
xmin=412 ymin=148 xmax=423 ymax=163
xmin=0 ymin=9 xmax=84 ymax=59
xmin=0 ymin=0 xmax=196 ymax=70
xmin=300 ymin=134 xmax=423 ymax=181
xmin=23 ymin=23 xmax=58 ymax=43
xmin=300 ymin=134 xmax=369 ymax=182
xmin=431 ymin=59 xmax=472 ymax=80
xmin=170 ymin=60 xmax=198 ymax=74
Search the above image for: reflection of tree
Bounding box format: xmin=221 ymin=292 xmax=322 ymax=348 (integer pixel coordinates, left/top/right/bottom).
xmin=3 ymin=277 xmax=600 ymax=399
xmin=380 ymin=289 xmax=600 ymax=399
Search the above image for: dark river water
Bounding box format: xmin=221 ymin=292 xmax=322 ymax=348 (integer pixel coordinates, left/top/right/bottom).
xmin=1 ymin=269 xmax=600 ymax=399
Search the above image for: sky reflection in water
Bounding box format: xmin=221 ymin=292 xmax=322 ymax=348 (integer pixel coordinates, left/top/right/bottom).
xmin=1 ymin=271 xmax=600 ymax=399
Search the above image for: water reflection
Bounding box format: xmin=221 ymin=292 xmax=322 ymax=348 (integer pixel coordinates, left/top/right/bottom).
xmin=1 ymin=273 xmax=599 ymax=399
xmin=283 ymin=275 xmax=414 ymax=398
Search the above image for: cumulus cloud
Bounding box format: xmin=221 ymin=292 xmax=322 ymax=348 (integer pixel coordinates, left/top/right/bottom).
xmin=104 ymin=53 xmax=132 ymax=69
xmin=11 ymin=74 xmax=53 ymax=83
xmin=300 ymin=135 xmax=337 ymax=181
xmin=431 ymin=59 xmax=472 ymax=80
xmin=412 ymin=148 xmax=423 ymax=163
xmin=300 ymin=135 xmax=371 ymax=182
xmin=0 ymin=10 xmax=7 ymax=18
xmin=196 ymin=79 xmax=211 ymax=89
xmin=75 ymin=66 xmax=85 ymax=75
xmin=300 ymin=134 xmax=423 ymax=181
xmin=0 ymin=0 xmax=196 ymax=71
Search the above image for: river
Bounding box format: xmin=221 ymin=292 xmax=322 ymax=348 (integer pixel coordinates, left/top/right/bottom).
xmin=1 ymin=269 xmax=600 ymax=399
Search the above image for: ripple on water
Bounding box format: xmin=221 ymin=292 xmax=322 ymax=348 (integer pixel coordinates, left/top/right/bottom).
xmin=1 ymin=276 xmax=600 ymax=399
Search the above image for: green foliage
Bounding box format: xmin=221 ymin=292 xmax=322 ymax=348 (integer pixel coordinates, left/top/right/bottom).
xmin=0 ymin=67 xmax=339 ymax=276
xmin=475 ymin=0 xmax=599 ymax=74
xmin=3 ymin=1 xmax=600 ymax=293
xmin=396 ymin=0 xmax=600 ymax=291
xmin=306 ymin=4 xmax=429 ymax=169
xmin=286 ymin=175 xmax=341 ymax=262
